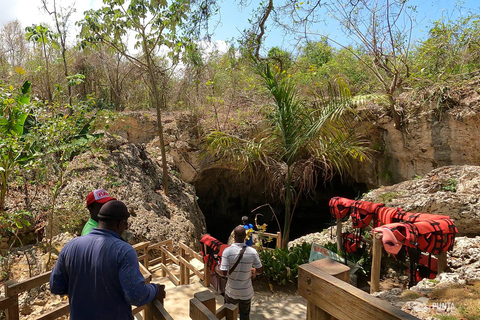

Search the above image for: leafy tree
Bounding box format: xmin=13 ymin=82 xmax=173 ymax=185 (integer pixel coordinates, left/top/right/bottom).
xmin=267 ymin=46 xmax=293 ymax=71
xmin=412 ymin=13 xmax=480 ymax=83
xmin=42 ymin=0 xmax=76 ymax=108
xmin=79 ymin=0 xmax=217 ymax=195
xmin=25 ymin=24 xmax=57 ymax=103
xmin=0 ymin=81 xmax=35 ymax=214
xmin=0 ymin=20 xmax=28 ymax=68
xmin=206 ymin=64 xmax=368 ymax=246
xmin=299 ymin=39 xmax=332 ymax=69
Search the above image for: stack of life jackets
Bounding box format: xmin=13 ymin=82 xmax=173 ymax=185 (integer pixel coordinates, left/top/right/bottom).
xmin=329 ymin=196 xmax=459 ymax=284
xmin=200 ymin=234 xmax=229 ymax=273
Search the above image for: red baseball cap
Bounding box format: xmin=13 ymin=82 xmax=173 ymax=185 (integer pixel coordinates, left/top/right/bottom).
xmin=86 ymin=189 xmax=116 ymax=207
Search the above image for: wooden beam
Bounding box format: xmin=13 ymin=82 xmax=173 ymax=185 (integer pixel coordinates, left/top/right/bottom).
xmin=149 ymin=299 xmax=174 ymax=320
xmin=179 ymin=256 xmax=203 ymax=280
xmin=35 ymin=304 xmax=69 ymax=320
xmin=0 ymin=295 xmax=16 ymax=310
xmin=193 ymin=291 xmax=216 ymax=314
xmin=189 ymin=298 xmax=218 ymax=320
xmin=370 ymin=232 xmax=383 ymax=294
xmin=5 ymin=272 xmax=51 ymax=295
xmin=159 ymin=263 xmax=179 ymax=286
xmin=298 ymin=264 xmax=419 ymax=320
xmin=180 ymin=242 xmax=203 ymax=261
xmin=216 ymin=303 xmax=238 ymax=320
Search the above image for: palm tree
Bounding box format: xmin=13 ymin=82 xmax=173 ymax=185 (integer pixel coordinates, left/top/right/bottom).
xmin=206 ymin=64 xmax=369 ymax=247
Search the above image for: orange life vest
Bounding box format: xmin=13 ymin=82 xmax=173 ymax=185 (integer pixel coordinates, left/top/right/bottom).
xmin=395 ymin=210 xmax=451 ymax=223
xmin=350 ymin=200 xmax=384 ymax=228
xmin=200 ymin=234 xmax=229 ymax=273
xmin=329 ymin=197 xmax=356 ymax=220
xmin=376 ymin=206 xmax=399 ymax=226
xmin=414 ymin=219 xmax=458 ymax=255
xmin=342 ymin=232 xmax=363 ymax=253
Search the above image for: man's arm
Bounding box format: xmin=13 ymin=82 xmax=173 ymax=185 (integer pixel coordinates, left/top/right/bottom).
xmin=119 ymin=246 xmax=159 ymax=306
xmin=215 ymin=264 xmax=228 ymax=277
xmin=49 ymin=250 xmax=69 ymax=295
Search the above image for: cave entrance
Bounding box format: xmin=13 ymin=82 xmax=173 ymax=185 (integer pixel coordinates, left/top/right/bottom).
xmin=194 ymin=170 xmax=367 ymax=244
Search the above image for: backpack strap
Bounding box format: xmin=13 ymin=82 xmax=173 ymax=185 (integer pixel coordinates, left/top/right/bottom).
xmin=229 ymin=246 xmax=247 ymax=275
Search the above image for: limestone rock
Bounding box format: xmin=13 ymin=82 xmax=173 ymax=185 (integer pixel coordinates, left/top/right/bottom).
xmin=362 ymin=165 xmax=480 ymax=235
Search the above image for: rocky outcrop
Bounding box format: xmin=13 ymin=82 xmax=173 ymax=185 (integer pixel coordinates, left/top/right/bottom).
xmin=357 ymin=79 xmax=480 ymax=188
xmin=57 ymin=132 xmax=206 ymax=250
xmin=362 ymin=165 xmax=480 ymax=235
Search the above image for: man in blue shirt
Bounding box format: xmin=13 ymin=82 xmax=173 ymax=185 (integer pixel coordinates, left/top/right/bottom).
xmin=242 ymin=216 xmax=254 ymax=246
xmin=50 ymin=200 xmax=165 ymax=319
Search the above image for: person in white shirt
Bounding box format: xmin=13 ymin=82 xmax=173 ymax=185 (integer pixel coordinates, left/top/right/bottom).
xmin=216 ymin=225 xmax=263 ymax=320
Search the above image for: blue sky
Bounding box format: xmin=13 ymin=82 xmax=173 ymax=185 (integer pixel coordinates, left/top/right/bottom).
xmin=209 ymin=0 xmax=480 ymax=54
xmin=1 ymin=0 xmax=479 ymax=55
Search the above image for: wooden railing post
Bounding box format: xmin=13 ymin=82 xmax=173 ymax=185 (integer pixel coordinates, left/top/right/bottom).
xmin=276 ymin=231 xmax=282 ymax=249
xmin=193 ymin=291 xmax=215 ymax=314
xmin=437 ymin=251 xmax=447 ymax=273
xmin=336 ymin=220 xmax=343 ymax=252
xmin=203 ymin=262 xmax=211 ymax=287
xmin=4 ymin=282 xmax=19 ymax=320
xmin=370 ymin=231 xmax=383 ymax=294
xmin=161 ymin=248 xmax=167 ymax=277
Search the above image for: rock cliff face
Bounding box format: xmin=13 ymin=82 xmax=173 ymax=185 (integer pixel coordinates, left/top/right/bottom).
xmin=57 ymin=131 xmax=206 ymax=250
xmin=358 ymin=79 xmax=480 ymax=188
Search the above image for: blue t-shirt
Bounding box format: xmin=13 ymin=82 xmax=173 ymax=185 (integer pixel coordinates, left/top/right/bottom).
xmin=50 ymin=228 xmax=158 ymax=320
xmin=243 ymin=223 xmax=254 ymax=246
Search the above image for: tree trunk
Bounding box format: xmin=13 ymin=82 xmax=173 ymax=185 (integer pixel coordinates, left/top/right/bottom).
xmin=282 ymin=167 xmax=293 ymax=248
xmin=141 ymin=32 xmax=169 ymax=195
xmin=42 ymin=39 xmax=53 ymax=103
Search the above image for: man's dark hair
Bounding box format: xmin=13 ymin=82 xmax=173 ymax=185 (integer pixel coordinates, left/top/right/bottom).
xmin=97 ymin=200 xmax=130 ymax=221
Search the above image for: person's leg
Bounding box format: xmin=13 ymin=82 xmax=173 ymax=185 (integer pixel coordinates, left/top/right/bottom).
xmin=224 ymin=294 xmax=239 ymax=306
xmin=238 ymin=299 xmax=251 ymax=320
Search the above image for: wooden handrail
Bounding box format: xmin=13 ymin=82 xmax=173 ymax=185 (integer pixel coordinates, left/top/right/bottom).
xmin=35 ymin=304 xmax=69 ymax=320
xmin=299 ymin=262 xmax=419 ymax=320
xmin=179 ymin=256 xmax=204 ymax=280
xmin=149 ymin=299 xmax=174 ymax=320
xmin=5 ymin=271 xmax=51 ymax=296
xmin=179 ymin=242 xmax=203 ymax=261
xmin=0 ymin=296 xmax=16 ymax=311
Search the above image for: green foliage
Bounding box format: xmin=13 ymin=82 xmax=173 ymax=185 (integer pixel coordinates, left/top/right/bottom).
xmin=412 ymin=13 xmax=480 ymax=84
xmin=380 ymin=192 xmax=398 ymax=203
xmin=323 ymin=241 xmax=372 ymax=276
xmin=259 ymin=243 xmax=311 ymax=285
xmin=442 ymin=178 xmax=458 ymax=192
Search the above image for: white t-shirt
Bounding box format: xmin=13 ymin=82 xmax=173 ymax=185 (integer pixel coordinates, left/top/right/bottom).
xmin=219 ymin=243 xmax=262 ymax=300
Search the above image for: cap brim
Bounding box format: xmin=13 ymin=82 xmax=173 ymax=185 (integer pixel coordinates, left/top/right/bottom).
xmin=95 ymin=196 xmax=116 ymax=204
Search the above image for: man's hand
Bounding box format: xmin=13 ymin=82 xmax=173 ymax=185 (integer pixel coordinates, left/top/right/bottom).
xmin=155 ymin=284 xmax=166 ymax=301
xmin=251 ymin=268 xmax=256 ymax=279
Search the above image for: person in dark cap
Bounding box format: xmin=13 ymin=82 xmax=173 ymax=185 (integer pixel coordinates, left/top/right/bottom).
xmin=81 ymin=188 xmax=116 ymax=235
xmin=50 ymin=200 xmax=165 ymax=319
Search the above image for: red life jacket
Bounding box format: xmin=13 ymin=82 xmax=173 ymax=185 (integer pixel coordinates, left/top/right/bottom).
xmin=329 ymin=197 xmax=356 ymax=220
xmin=414 ymin=219 xmax=458 ymax=255
xmin=342 ymin=232 xmax=363 ymax=253
xmin=350 ymin=200 xmax=384 ymax=228
xmin=395 ymin=210 xmax=451 ymax=223
xmin=376 ymin=206 xmax=399 ymax=226
xmin=407 ymin=253 xmax=438 ymax=283
xmin=200 ymin=234 xmax=229 ymax=273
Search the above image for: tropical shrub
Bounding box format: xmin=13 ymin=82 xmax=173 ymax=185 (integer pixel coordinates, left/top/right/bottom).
xmin=259 ymin=242 xmax=311 ymax=285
